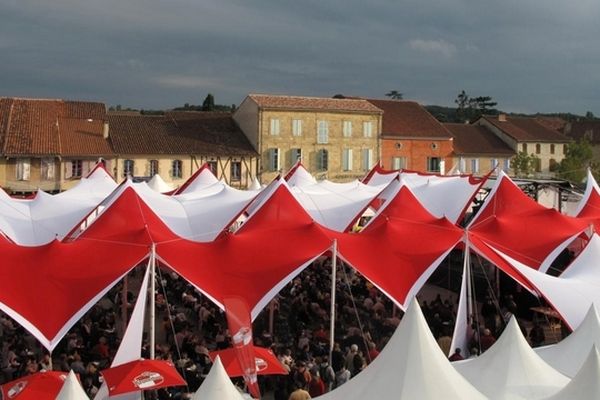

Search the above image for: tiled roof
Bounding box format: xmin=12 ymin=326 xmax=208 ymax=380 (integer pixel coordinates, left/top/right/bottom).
xmin=535 ymin=117 xmax=567 ymax=132
xmin=247 ymin=94 xmax=382 ymax=114
xmin=482 ymin=115 xmax=571 ymax=143
xmin=0 ymin=98 xmax=111 ymax=156
xmin=366 ymin=99 xmax=452 ymax=139
xmin=564 ymin=121 xmax=600 ymax=144
xmin=108 ymin=112 xmax=257 ymax=156
xmin=444 ymin=123 xmax=515 ymax=155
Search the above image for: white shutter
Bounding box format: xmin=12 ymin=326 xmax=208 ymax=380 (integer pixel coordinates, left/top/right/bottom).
xmin=64 ymin=161 xmax=73 ymax=179
xmin=343 ymin=149 xmax=353 ymax=171
xmin=83 ymin=161 xmax=92 ymax=177
xmin=362 ymin=149 xmax=373 ymax=171
xmin=23 ymin=160 xmax=30 ymax=180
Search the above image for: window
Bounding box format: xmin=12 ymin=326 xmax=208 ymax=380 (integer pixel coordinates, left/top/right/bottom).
xmin=427 ymin=157 xmax=441 ymax=173
xmin=470 ymin=158 xmax=480 ymax=174
xmin=549 ymin=158 xmax=559 ymax=172
xmin=459 ymin=157 xmax=466 ymax=173
xmin=292 ymin=119 xmax=302 ymax=136
xmin=536 ymin=144 xmax=541 ymax=154
xmin=41 ymin=158 xmax=55 ymax=180
xmin=550 ymin=144 xmax=555 ymax=154
xmin=343 ymin=121 xmax=352 ymax=138
xmin=268 ymin=148 xmax=280 ymax=171
xmin=563 ymin=144 xmax=567 ymax=155
xmin=535 ymin=158 xmax=542 ymax=172
xmin=342 ymin=149 xmax=353 ymax=171
xmin=172 ymin=160 xmax=183 ymax=178
xmin=363 ymin=121 xmax=373 ymax=138
xmin=230 ymin=161 xmax=241 ymax=181
xmin=362 ymin=148 xmax=374 ymax=171
xmin=71 ymin=160 xmax=83 ymax=178
xmin=207 ymin=161 xmax=218 ymax=175
xmin=123 ymin=159 xmax=135 ymax=177
xmin=431 ymin=142 xmax=439 ymax=150
xmin=490 ymin=158 xmax=498 ymax=171
xmin=503 ymin=158 xmax=511 ymax=172
xmin=317 ymin=149 xmax=329 ymax=171
xmin=392 ymin=156 xmax=406 ymax=170
xmin=317 ymin=121 xmax=329 ymax=144
xmin=149 ymin=160 xmax=159 ymax=176
xmin=270 ymin=118 xmax=280 ymax=135
xmin=290 ymin=148 xmax=302 ymax=165
xmin=16 ymin=158 xmax=30 ymax=181
xmin=522 ymin=143 xmax=527 ymax=153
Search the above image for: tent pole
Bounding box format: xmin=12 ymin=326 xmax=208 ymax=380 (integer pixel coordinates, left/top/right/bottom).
xmin=464 ymin=239 xmax=474 ymax=344
xmin=150 ymin=244 xmax=156 ymax=360
xmin=121 ymin=275 xmax=128 ymax=337
xmin=329 ymin=240 xmax=337 ymax=362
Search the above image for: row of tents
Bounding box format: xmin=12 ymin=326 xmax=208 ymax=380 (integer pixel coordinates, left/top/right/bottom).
xmin=1 ymin=162 xmax=600 ymax=357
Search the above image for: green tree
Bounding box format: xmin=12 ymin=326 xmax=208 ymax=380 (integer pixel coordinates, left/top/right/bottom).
xmin=455 ymin=90 xmax=470 ymax=122
xmin=586 ymin=111 xmax=595 ymax=120
xmin=202 ymin=94 xmax=215 ymax=111
xmin=454 ymin=91 xmax=498 ymax=123
xmin=385 ymin=90 xmax=403 ymax=100
xmin=558 ymin=139 xmax=598 ymax=183
xmin=512 ymin=151 xmax=540 ymax=178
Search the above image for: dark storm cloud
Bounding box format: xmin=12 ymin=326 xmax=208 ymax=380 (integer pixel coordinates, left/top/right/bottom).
xmin=1 ymin=0 xmax=599 ymax=114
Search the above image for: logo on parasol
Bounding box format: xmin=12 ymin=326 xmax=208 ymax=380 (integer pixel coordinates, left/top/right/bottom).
xmin=7 ymin=381 xmax=27 ymax=398
xmin=132 ymin=371 xmax=164 ymax=389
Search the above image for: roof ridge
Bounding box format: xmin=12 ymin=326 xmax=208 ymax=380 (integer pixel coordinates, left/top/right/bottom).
xmin=249 ymin=93 xmax=369 ymax=102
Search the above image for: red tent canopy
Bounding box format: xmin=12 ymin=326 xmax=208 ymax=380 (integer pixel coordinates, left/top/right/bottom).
xmin=101 ymin=359 xmax=185 ymax=395
xmin=157 ymin=184 xmax=334 ymax=319
xmin=573 ymin=171 xmax=600 ymax=232
xmin=209 ymin=346 xmax=288 ymax=377
xmin=335 ymin=186 xmax=464 ymax=309
xmin=0 ymin=238 xmax=148 ymax=350
xmin=0 ymin=371 xmax=70 ymax=400
xmin=468 ymin=173 xmax=588 ymax=272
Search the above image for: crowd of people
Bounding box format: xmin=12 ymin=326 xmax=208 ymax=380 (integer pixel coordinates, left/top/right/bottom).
xmin=0 ymin=255 xmax=560 ymax=399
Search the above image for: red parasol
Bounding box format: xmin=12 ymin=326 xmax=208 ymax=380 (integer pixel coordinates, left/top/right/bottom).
xmin=100 ymin=359 xmax=186 ymax=396
xmin=0 ymin=371 xmax=70 ymax=399
xmin=209 ymin=346 xmax=289 ymax=377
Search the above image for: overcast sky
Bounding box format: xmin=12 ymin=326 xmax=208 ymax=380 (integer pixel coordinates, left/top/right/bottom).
xmin=1 ymin=0 xmax=599 ymax=115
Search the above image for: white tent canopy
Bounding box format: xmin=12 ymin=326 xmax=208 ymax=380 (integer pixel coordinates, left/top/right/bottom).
xmin=488 ymin=237 xmax=600 ymax=330
xmin=0 ymin=172 xmax=117 ymax=245
xmin=147 ymin=174 xmax=176 ymax=193
xmin=316 ymin=300 xmax=486 ymax=400
xmin=536 ymin=305 xmax=600 ymax=377
xmin=56 ymin=370 xmax=90 ymax=400
xmin=544 ymin=345 xmax=600 ymax=400
xmin=454 ymin=316 xmax=569 ymax=399
xmin=192 ymin=356 xmax=246 ymax=400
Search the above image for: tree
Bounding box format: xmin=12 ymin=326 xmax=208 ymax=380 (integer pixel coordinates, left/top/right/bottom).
xmin=512 ymin=151 xmax=540 ymax=178
xmin=586 ymin=111 xmax=595 ymax=120
xmin=202 ymin=94 xmax=215 ymax=111
xmin=385 ymin=90 xmax=403 ymax=100
xmin=558 ymin=139 xmax=598 ymax=183
xmin=454 ymin=90 xmax=498 ymax=123
xmin=455 ymin=90 xmax=470 ymax=122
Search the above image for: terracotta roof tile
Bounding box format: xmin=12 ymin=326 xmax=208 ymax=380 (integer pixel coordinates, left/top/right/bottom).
xmin=248 ymin=94 xmax=382 ymax=114
xmin=482 ymin=115 xmax=571 ymax=143
xmin=535 ymin=117 xmax=567 ymax=132
xmin=0 ymin=98 xmax=111 ymax=156
xmin=444 ymin=123 xmax=515 ymax=155
xmin=108 ymin=112 xmax=256 ymax=157
xmin=367 ymin=99 xmax=452 ymax=139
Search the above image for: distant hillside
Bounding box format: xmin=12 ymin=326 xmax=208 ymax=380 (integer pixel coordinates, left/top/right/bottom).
xmin=425 ymin=105 xmax=588 ymax=124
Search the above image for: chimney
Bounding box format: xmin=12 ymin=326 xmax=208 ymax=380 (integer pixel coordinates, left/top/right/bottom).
xmin=103 ymin=121 xmax=109 ymax=139
xmin=498 ymin=114 xmax=507 ymax=122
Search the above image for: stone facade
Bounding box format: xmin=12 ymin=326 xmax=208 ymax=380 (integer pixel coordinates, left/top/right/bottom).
xmin=234 ymin=95 xmax=382 ymax=183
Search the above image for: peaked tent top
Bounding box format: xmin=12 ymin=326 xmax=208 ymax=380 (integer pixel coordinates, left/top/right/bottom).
xmin=192 ymin=356 xmax=245 ymax=400
xmin=316 ymin=300 xmax=486 ymax=400
xmin=536 ymin=304 xmax=600 ymax=377
xmin=545 ymin=345 xmax=600 ymax=400
xmin=56 ymin=370 xmax=89 ymax=400
xmin=454 ymin=316 xmax=568 ymax=399
xmin=174 ymin=163 xmax=219 ymax=194
xmin=147 ymin=174 xmax=176 ymax=193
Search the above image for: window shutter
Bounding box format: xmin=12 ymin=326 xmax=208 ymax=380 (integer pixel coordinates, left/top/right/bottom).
xmin=65 ymin=161 xmax=73 ymax=179
xmin=22 ymin=159 xmax=31 ymax=180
